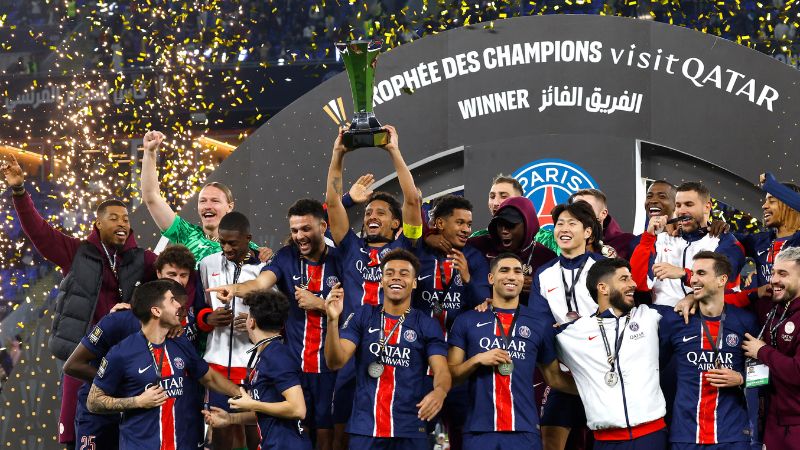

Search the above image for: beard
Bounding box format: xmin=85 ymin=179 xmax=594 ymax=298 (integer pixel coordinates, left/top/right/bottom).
xmin=609 ymin=289 xmax=633 ymax=315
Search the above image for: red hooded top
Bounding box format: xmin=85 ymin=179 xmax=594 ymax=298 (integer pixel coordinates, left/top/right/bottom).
xmin=468 ymin=196 xmax=556 ymax=272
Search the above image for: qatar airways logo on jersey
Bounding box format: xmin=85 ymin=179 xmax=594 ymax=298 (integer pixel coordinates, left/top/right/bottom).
xmin=355 ymin=260 xmax=383 ymax=282
xmin=421 ymin=290 xmax=462 ymax=310
xmin=368 ymin=343 xmax=412 ymax=368
xmin=686 ymin=351 xmax=734 ymax=371
xmin=146 ymin=376 xmax=185 ymax=398
xmin=479 ymin=335 xmax=527 ymax=360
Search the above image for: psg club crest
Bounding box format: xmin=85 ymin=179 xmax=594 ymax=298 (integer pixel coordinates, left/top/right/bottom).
xmin=628 ymin=322 xmax=640 ymax=332
xmin=725 ymin=333 xmax=739 ymax=347
xmin=173 ymin=357 xmax=185 ymax=370
xmin=380 ymin=248 xmax=392 ymax=259
xmin=511 ymin=158 xmax=598 ymax=231
xmin=785 ymin=321 xmax=795 ymax=334
xmin=403 ymin=329 xmax=417 ymax=343
xmin=327 ymin=276 xmax=340 ymax=288
xmin=518 ymin=325 xmax=531 ymax=338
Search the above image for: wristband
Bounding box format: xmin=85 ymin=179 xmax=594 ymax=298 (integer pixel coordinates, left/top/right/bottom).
xmin=403 ymin=223 xmax=423 ymax=239
xmin=10 ymin=183 xmax=25 ymax=196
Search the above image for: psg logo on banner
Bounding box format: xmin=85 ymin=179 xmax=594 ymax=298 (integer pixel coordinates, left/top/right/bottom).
xmin=512 ymin=158 xmax=598 ymax=231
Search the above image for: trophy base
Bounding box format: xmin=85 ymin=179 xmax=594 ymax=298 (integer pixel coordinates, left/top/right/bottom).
xmin=342 ymin=128 xmax=389 ymax=149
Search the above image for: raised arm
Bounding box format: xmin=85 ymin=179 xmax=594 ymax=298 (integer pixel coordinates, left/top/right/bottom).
xmin=140 ymin=131 xmax=177 ymax=231
xmin=2 ymin=155 xmax=79 ymax=269
xmin=381 ymin=125 xmax=421 ymax=231
xmin=325 ymin=129 xmax=352 ymax=245
xmin=206 ymin=270 xmax=278 ymax=303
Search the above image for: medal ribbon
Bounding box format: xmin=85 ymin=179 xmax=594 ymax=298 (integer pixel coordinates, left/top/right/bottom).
xmin=144 ymin=333 xmax=166 ymax=380
xmin=597 ymin=313 xmax=630 ymax=374
xmin=490 ymin=304 xmax=521 ymax=350
xmin=433 ymin=257 xmax=455 ymax=314
xmin=757 ymin=299 xmax=794 ymax=345
xmin=561 ymin=259 xmax=588 ymax=314
xmin=376 ymin=307 xmax=410 ymax=364
xmin=245 ymin=335 xmax=283 ymax=388
xmin=699 ymin=307 xmax=726 ymax=369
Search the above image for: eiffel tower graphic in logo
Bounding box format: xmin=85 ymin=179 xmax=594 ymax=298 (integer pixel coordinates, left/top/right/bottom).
xmin=323 ymin=97 xmax=347 ymax=126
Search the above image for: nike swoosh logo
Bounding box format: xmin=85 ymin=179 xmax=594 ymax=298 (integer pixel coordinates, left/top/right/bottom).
xmin=292 ymin=275 xmax=302 ymax=281
xmin=368 ymin=327 xmax=380 ymax=333
xmin=211 ymin=273 xmax=220 ymax=277
xmin=138 ymin=365 xmax=152 ymax=374
xmin=588 ymin=336 xmax=597 ymax=340
xmin=476 ymin=322 xmax=493 ymax=327
xmin=547 ymin=287 xmax=558 ymax=293
xmin=758 ymin=250 xmax=768 ymax=256
xmin=417 ymin=275 xmax=432 ymax=281
xmin=360 ymin=248 xmax=372 ymax=255
xmin=683 ymin=335 xmax=698 ymax=342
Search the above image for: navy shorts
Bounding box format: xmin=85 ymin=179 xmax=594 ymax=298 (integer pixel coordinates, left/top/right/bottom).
xmin=463 ymin=431 xmax=542 ymax=450
xmin=540 ymin=388 xmax=586 ymax=428
xmin=332 ymin=373 xmax=356 ymax=425
xmin=301 ymin=371 xmax=337 ymax=430
xmin=594 ymin=428 xmax=667 ymax=450
xmin=348 ymin=434 xmax=429 ymax=450
xmin=671 ymin=443 xmax=750 ymax=450
xmin=74 ymin=387 xmax=120 ymax=450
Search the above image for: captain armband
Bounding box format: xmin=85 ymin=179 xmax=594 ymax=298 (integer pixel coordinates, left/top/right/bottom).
xmin=403 ymin=223 xmax=423 ymax=239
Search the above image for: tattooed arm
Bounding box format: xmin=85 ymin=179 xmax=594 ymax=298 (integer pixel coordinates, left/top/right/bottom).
xmin=87 ymin=384 xmax=167 ymax=414
xmin=326 ymin=128 xmax=353 ymax=245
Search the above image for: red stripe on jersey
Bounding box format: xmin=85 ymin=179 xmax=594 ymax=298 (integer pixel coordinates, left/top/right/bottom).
xmin=373 ymin=317 xmax=400 ymax=437
xmin=493 ymin=312 xmax=514 ymax=431
xmin=362 ymin=248 xmax=381 ymax=306
xmin=302 ymin=264 xmax=325 ymax=373
xmin=434 ymin=260 xmax=453 ymax=290
xmin=154 ymin=347 xmax=176 ymax=450
xmin=697 ymin=320 xmax=720 ymax=444
xmin=768 ymin=240 xmax=787 ymax=264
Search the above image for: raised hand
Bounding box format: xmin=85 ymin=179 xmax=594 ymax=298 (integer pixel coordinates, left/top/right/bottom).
xmin=380 ymin=124 xmax=399 ymax=153
xmin=449 ymin=249 xmax=471 ymax=284
xmin=325 ymin=283 xmax=344 ymax=321
xmin=0 ymin=155 xmax=24 ymax=187
xmin=142 ymin=130 xmax=165 ymax=153
xmin=349 ymin=173 xmax=375 ymax=204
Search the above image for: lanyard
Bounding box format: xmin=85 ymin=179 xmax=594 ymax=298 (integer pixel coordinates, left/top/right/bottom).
xmin=144 ymin=334 xmax=166 ymax=379
xmin=757 ymin=300 xmax=794 ymax=344
xmin=597 ymin=313 xmax=630 ymax=373
xmin=376 ymin=307 xmax=410 ymax=362
xmin=245 ymin=335 xmax=283 ymax=386
xmin=561 ymin=259 xmax=588 ymax=313
xmin=101 ymin=243 xmax=123 ymax=299
xmin=437 ymin=257 xmax=455 ymax=293
xmin=699 ymin=307 xmax=726 ymax=368
xmin=490 ymin=305 xmax=521 ymax=349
